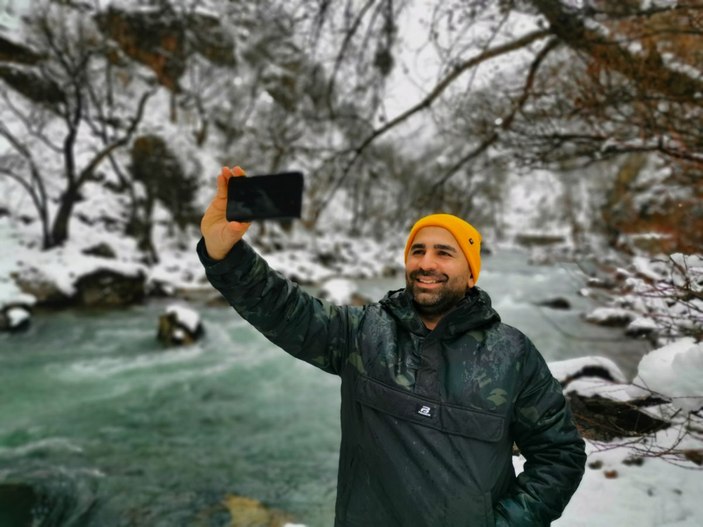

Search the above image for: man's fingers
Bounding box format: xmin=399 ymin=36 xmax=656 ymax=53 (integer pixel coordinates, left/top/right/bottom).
xmin=216 ymin=166 xmax=246 ymax=199
xmin=227 ymin=218 xmax=251 ymax=231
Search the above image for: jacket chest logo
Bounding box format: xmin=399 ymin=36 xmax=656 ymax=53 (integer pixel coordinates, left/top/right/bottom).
xmin=417 ymin=405 xmax=433 ymax=417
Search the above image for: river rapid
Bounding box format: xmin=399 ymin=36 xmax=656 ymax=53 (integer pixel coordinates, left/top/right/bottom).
xmin=0 ymin=249 xmax=648 ymax=526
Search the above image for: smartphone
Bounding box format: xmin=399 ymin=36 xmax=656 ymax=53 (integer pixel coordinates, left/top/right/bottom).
xmin=226 ymin=171 xmax=304 ymax=222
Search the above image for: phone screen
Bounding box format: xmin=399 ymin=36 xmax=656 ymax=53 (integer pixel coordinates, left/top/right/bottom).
xmin=226 ymin=171 xmax=304 ymax=222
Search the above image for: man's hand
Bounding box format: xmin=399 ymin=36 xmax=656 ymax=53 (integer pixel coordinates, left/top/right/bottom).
xmin=200 ymin=166 xmax=251 ymax=260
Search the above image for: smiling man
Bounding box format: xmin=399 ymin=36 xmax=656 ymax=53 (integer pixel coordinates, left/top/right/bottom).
xmin=198 ymin=167 xmax=586 ymax=527
xmin=405 ymin=218 xmax=479 ymax=329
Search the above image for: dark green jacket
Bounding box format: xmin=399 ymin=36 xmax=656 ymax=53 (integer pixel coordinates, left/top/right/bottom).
xmin=198 ymin=239 xmax=586 ymax=526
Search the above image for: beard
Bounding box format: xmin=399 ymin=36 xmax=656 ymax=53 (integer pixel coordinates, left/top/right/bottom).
xmin=405 ymin=270 xmax=468 ymax=318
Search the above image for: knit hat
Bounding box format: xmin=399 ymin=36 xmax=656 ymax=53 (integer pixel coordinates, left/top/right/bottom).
xmin=404 ymin=214 xmax=482 ymax=285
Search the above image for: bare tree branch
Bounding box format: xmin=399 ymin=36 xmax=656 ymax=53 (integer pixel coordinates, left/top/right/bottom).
xmin=76 ymin=88 xmax=154 ymax=187
xmin=530 ymin=0 xmax=703 ymax=100
xmin=311 ymin=27 xmax=552 ymax=223
xmin=325 ymin=0 xmax=377 ymax=113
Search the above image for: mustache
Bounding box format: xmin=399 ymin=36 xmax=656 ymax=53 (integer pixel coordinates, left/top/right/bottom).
xmin=409 ymin=270 xmax=447 ymax=281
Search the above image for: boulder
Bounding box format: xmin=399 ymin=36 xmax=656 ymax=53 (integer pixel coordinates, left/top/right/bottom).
xmin=157 ymin=304 xmax=203 ymax=345
xmin=0 ymin=471 xmax=98 ymax=527
xmin=566 ymin=390 xmax=670 ymax=441
xmin=549 ymin=356 xmax=628 ymax=386
xmin=318 ymin=278 xmax=371 ymax=306
xmin=549 ymin=357 xmax=670 ymax=441
xmin=0 ymin=305 xmax=32 ymax=332
xmin=0 ymin=483 xmax=36 ymax=526
xmin=514 ymin=232 xmax=566 ymax=247
xmin=584 ymin=307 xmax=635 ymax=327
xmin=95 ymin=7 xmax=186 ymax=91
xmin=534 ymin=297 xmax=571 ymax=310
xmin=625 ymin=317 xmax=658 ymax=338
xmin=222 ymin=495 xmax=293 ymax=527
xmin=81 ymin=243 xmax=117 ymax=259
xmin=74 ymin=269 xmax=146 ymax=307
xmin=12 ymin=268 xmax=72 ymax=307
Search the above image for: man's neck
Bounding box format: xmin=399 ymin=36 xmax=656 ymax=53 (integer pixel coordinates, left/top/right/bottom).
xmin=413 ymin=290 xmax=473 ymax=331
xmin=419 ymin=314 xmax=442 ymax=331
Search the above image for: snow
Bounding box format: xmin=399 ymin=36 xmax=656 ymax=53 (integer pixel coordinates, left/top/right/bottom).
xmin=585 ymin=307 xmax=636 ymax=324
xmin=548 ymin=356 xmax=652 ymax=401
xmin=165 ymin=304 xmax=201 ymax=334
xmin=631 ymin=338 xmax=703 ymax=412
xmin=265 ymin=251 xmax=335 ymax=285
xmin=10 ymin=239 xmax=146 ymax=299
xmin=555 ymin=438 xmax=703 ymax=526
xmin=567 ymin=377 xmax=650 ymax=402
xmin=545 ymin=354 xmax=703 ymax=526
xmin=0 ymin=277 xmax=35 ymax=311
xmin=627 ymin=316 xmax=658 ymax=333
xmin=6 ymin=306 xmax=30 ymax=328
xmin=548 ymin=356 xmax=628 ymax=384
xmin=319 ymin=278 xmax=357 ymax=305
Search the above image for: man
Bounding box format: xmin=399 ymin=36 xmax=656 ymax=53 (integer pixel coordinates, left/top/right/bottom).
xmin=198 ymin=166 xmax=586 ymax=526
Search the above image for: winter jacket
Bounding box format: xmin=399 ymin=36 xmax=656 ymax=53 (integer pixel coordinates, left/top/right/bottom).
xmin=197 ymin=239 xmax=586 ymax=527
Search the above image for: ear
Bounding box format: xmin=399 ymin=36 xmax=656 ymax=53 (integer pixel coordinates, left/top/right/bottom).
xmin=468 ymin=275 xmax=475 ymax=288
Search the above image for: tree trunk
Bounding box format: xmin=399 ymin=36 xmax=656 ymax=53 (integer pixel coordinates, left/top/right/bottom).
xmin=125 ymin=192 xmax=158 ymax=265
xmin=48 ymin=185 xmax=79 ymax=248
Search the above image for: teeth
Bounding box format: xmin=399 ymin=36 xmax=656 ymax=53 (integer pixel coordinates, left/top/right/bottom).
xmin=418 ymin=278 xmax=440 ymax=284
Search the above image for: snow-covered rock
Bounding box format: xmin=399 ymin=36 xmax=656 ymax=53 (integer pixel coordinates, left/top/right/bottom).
xmin=630 ymin=338 xmax=703 ymax=413
xmin=625 ymin=316 xmax=657 ymax=337
xmin=0 ymin=272 xmax=36 ymax=332
xmin=0 ymin=305 xmax=31 ymax=332
xmin=548 ymin=356 xmax=629 ymax=385
xmin=157 ymin=304 xmax=203 ymax=346
xmin=319 ymin=278 xmax=356 ymax=304
xmin=534 ymin=296 xmax=571 ymax=310
xmin=317 ymin=278 xmax=371 ymax=306
xmin=11 ymin=244 xmax=148 ymax=308
xmin=549 ymin=356 xmax=670 ymax=441
xmin=584 ymin=307 xmax=636 ymax=327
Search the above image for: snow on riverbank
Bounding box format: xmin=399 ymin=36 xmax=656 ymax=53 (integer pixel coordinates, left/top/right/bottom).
xmin=555 ymin=438 xmax=703 ymax=527
xmin=547 ymin=352 xmax=703 ymax=526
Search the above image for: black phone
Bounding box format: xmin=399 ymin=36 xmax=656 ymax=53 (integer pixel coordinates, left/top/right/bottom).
xmin=226 ymin=171 xmax=304 ymax=222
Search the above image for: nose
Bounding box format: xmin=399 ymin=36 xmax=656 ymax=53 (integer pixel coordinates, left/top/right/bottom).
xmin=418 ymin=252 xmax=438 ymax=271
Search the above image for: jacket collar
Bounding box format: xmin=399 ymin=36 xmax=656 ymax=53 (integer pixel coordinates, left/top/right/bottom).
xmin=380 ymin=286 xmax=501 ymax=338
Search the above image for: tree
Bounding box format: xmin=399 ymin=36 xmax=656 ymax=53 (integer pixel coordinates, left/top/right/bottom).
xmin=296 ymin=0 xmax=702 ymax=240
xmin=0 ymin=1 xmax=153 ymax=249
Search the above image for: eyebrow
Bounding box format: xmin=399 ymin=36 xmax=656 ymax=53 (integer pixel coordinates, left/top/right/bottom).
xmin=410 ymin=243 xmax=458 ymax=253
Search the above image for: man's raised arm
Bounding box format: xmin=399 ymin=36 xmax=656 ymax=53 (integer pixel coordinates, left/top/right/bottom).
xmin=197 ymin=166 xmax=360 ymax=375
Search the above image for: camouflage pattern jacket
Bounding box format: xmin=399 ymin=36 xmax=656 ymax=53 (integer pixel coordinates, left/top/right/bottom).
xmin=197 ymin=239 xmax=586 ymax=527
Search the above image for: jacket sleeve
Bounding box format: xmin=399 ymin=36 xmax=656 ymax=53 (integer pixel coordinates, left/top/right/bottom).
xmin=197 ymin=238 xmax=361 ymax=375
xmin=495 ymin=337 xmax=587 ymax=526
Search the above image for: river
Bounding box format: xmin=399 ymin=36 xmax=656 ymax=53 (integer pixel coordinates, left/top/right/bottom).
xmin=0 ymin=249 xmax=648 ymax=526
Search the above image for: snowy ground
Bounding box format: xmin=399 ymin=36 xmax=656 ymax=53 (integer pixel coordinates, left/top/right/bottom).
xmin=555 ymin=438 xmax=703 ymax=527
xmin=548 ymin=349 xmax=703 ymax=526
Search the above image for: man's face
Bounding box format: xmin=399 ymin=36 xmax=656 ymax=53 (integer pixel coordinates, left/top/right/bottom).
xmin=405 ymin=226 xmax=474 ymax=318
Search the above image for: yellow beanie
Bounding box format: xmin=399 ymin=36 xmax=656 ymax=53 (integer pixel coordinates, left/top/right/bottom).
xmin=404 ymin=214 xmax=482 ymax=284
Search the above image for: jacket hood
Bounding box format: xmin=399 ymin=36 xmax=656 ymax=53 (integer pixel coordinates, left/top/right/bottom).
xmin=379 ymin=286 xmax=500 ymax=338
